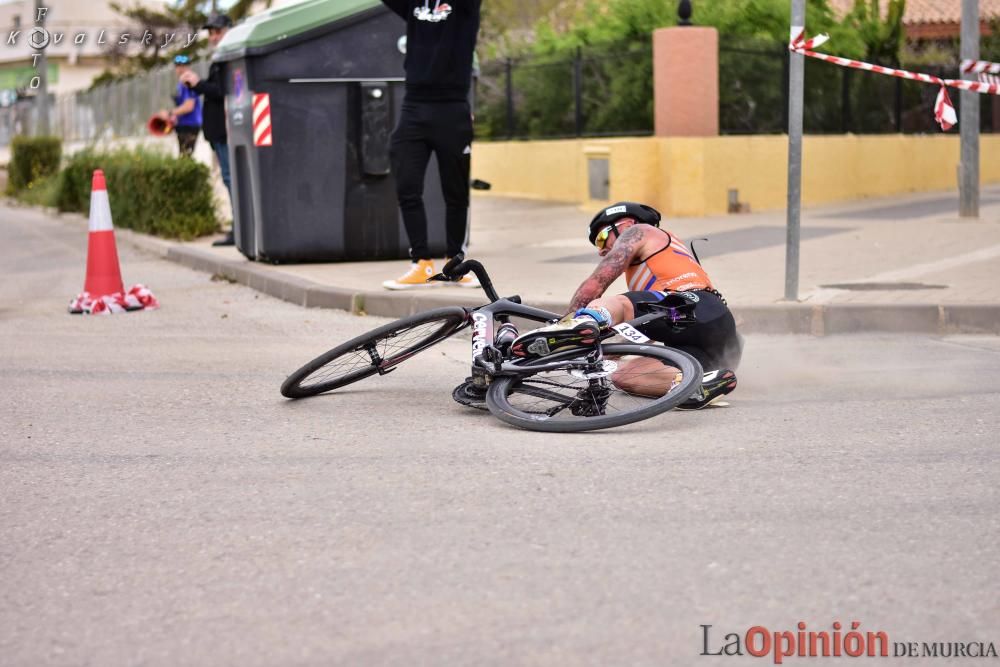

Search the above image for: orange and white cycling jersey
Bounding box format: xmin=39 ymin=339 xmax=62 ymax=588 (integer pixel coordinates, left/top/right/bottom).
xmin=624 ymin=231 xmax=714 ymax=293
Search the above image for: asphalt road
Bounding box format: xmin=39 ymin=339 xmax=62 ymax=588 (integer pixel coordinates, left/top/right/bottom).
xmin=2 ymin=206 xmax=999 ymax=666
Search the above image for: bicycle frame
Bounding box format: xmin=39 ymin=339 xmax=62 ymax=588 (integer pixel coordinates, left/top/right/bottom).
xmin=281 ymin=257 xmax=705 ymax=420
xmin=468 ymin=297 xmax=562 ymax=369
xmin=436 ymin=258 xmax=696 ymax=386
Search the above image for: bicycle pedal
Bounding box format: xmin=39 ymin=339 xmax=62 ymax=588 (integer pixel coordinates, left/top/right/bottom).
xmin=524 ymin=338 xmax=551 ymax=356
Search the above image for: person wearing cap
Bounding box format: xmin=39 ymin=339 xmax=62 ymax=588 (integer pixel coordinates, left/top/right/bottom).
xmin=160 ymin=54 xmax=203 ymax=157
xmin=510 ymin=202 xmax=743 ymax=410
xmin=379 ymin=0 xmax=482 ymax=290
xmin=179 ymin=14 xmax=234 ymax=246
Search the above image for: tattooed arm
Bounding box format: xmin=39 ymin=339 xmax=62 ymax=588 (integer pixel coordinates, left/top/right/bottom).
xmin=567 ymin=224 xmax=646 ymax=312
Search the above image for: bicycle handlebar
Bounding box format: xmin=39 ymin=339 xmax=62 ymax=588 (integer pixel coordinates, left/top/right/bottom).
xmin=435 ymin=257 xmax=502 ymax=303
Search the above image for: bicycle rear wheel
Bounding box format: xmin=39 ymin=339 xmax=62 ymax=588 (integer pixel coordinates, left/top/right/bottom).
xmin=281 ymin=307 xmax=468 ymax=399
xmin=485 ymin=343 xmax=702 ymax=433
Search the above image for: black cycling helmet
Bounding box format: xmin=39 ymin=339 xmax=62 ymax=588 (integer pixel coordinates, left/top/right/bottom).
xmin=588 ymin=201 xmax=662 ymax=245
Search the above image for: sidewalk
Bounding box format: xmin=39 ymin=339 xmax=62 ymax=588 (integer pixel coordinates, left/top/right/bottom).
xmin=11 ymin=188 xmax=1000 ymax=334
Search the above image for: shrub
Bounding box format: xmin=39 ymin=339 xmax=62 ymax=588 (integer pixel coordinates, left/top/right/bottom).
xmin=14 ymin=173 xmax=61 ymax=207
xmin=56 ymin=147 xmax=218 ymax=240
xmin=6 ymin=135 xmax=62 ymax=195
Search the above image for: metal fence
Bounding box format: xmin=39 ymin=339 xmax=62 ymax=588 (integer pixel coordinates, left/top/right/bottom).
xmin=474 ymin=39 xmax=998 ymax=140
xmin=4 ymin=47 xmax=996 ymax=147
xmin=720 ymin=42 xmax=999 ymax=135
xmin=0 ymin=61 xmax=209 ymax=147
xmin=474 ymin=40 xmax=656 ymax=140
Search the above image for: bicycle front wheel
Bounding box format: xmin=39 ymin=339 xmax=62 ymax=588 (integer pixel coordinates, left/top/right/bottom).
xmin=485 ymin=343 xmax=703 ymax=433
xmin=281 ymin=307 xmax=468 ymax=399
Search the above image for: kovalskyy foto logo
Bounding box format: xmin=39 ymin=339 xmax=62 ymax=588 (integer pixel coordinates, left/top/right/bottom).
xmin=6 ymin=6 xmax=197 ymax=90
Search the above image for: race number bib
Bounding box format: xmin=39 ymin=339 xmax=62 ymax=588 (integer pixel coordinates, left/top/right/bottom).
xmin=612 ymin=323 xmax=650 ymax=343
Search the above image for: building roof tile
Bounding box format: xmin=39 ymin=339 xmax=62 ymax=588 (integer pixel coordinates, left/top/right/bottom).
xmin=830 ymin=0 xmax=1000 ymax=25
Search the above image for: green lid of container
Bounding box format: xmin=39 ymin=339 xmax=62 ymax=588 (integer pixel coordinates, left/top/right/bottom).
xmin=215 ymin=0 xmax=382 ymax=61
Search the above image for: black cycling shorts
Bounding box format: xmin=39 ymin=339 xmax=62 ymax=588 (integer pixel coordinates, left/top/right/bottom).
xmin=622 ymin=289 xmax=743 ymax=372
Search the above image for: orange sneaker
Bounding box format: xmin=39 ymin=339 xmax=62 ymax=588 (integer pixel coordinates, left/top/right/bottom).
xmin=382 ymin=259 xmax=442 ymax=290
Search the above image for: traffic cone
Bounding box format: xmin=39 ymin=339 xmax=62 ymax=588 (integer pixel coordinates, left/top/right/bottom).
xmin=69 ymin=169 xmax=159 ymax=315
xmin=83 ymin=169 xmax=124 ymax=296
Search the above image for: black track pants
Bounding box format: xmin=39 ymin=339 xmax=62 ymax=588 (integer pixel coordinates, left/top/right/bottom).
xmin=390 ymin=99 xmax=472 ymax=260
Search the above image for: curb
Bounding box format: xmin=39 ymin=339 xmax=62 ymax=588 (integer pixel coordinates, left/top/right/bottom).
xmin=146 ymin=241 xmax=1000 ymax=336
xmin=732 ymin=304 xmax=1000 ymax=336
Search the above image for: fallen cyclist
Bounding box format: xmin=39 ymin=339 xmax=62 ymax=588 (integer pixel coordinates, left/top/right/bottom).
xmin=510 ymin=201 xmax=742 ymax=410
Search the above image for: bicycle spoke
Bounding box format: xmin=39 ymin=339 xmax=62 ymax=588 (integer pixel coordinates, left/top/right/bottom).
xmin=282 ymin=307 xmax=468 ymax=399
xmin=298 ymin=320 xmax=452 ymax=388
xmin=501 ymin=357 xmax=684 ymax=422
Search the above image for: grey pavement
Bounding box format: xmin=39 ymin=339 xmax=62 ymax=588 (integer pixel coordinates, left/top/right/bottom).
xmin=2 ymin=190 xmax=1000 ymax=665
xmin=21 ymin=186 xmax=996 ymax=335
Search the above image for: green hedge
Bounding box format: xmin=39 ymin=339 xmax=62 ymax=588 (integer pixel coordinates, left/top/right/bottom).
xmin=14 ymin=173 xmax=60 ymax=208
xmin=56 ymin=148 xmax=218 ymax=240
xmin=6 ymin=136 xmax=62 ymax=195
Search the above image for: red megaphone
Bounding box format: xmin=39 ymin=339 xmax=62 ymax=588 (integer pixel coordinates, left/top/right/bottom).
xmin=147 ymin=114 xmax=175 ymax=136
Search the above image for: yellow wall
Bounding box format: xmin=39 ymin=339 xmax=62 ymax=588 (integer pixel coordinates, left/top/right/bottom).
xmin=471 ymin=134 xmax=1000 ymax=216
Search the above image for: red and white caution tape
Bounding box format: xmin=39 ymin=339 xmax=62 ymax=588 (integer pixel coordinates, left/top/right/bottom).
xmin=961 ymin=59 xmax=1000 ymax=75
xmin=962 ymin=60 xmax=1000 ymax=87
xmin=790 ymin=32 xmax=1000 ymax=131
xmin=69 ymin=284 xmax=159 ymax=315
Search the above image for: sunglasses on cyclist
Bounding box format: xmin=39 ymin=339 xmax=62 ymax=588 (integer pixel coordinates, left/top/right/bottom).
xmin=593 ymin=223 xmax=620 ymax=250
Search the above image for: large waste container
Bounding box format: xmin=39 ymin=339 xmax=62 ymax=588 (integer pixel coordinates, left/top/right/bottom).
xmin=214 ymin=0 xmax=450 ymax=263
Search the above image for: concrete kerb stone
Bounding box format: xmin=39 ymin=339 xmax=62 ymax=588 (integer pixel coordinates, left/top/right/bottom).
xmin=245 ymin=266 xmax=284 ymax=298
xmin=164 ymin=246 xmax=312 ymax=307
xmin=411 ymin=291 xmax=492 ymax=312
xmin=165 ymin=246 xmax=221 ymax=275
xmin=304 ymin=286 xmax=357 ymax=312
xmin=115 ymin=228 xmax=173 ymax=259
xmin=942 ymin=305 xmax=1000 ymax=335
xmin=732 ymin=304 xmax=819 ymax=335
xmin=354 ymin=296 xmax=1000 ymax=336
xmin=354 ymin=291 xmax=420 ymax=319
xmin=822 ymin=304 xmax=943 ymax=335
xmin=134 ymin=237 xmax=1000 ymax=336
xmin=245 ymin=267 xmax=313 ymax=307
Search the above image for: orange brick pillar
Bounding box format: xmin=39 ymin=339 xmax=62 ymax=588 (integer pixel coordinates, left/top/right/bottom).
xmin=653 ymin=27 xmax=719 ymax=136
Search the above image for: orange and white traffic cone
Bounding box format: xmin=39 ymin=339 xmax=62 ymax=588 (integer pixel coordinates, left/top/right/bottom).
xmin=69 ymin=169 xmax=159 ymax=315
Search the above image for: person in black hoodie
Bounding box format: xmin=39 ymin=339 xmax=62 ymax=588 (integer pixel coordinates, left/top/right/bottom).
xmin=180 ymin=14 xmax=235 ymax=246
xmin=380 ymin=0 xmax=482 ymax=290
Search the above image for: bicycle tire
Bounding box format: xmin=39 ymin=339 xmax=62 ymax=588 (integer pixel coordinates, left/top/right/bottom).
xmin=485 ymin=343 xmax=703 ymax=433
xmin=281 ymin=307 xmax=469 ymax=399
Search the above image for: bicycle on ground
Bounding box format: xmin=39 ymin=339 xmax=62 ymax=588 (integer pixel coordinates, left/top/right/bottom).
xmin=280 ymin=259 xmax=704 ymax=432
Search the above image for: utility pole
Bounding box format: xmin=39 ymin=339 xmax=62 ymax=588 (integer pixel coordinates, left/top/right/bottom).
xmin=785 ymin=0 xmax=805 ymax=301
xmin=959 ymin=0 xmax=979 ymax=217
xmin=34 ymin=0 xmax=50 ymax=135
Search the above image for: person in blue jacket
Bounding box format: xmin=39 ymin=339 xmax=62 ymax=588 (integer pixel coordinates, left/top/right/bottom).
xmin=163 ymin=54 xmax=203 ymax=157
